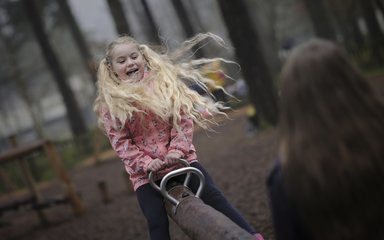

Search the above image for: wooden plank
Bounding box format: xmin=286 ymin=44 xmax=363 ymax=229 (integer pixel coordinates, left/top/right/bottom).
xmin=0 ymin=140 xmax=48 ymax=164
xmin=43 ymin=142 xmax=85 ymax=216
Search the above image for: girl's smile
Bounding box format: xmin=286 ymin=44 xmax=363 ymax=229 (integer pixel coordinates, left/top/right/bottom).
xmin=111 ymin=43 xmax=145 ymax=82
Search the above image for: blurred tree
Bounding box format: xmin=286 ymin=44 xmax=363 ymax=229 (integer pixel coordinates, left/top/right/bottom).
xmin=0 ymin=0 xmax=45 ymax=139
xmin=359 ymin=0 xmax=384 ymax=64
xmin=187 ymin=0 xmax=207 ymax=34
xmin=170 ymin=0 xmax=204 ymax=58
xmin=375 ymin=0 xmax=384 ymax=13
xmin=343 ymin=0 xmax=365 ymax=48
xmin=106 ymin=0 xmax=132 ymax=35
xmin=170 ymin=0 xmax=195 ymax=38
xmin=21 ymin=0 xmax=87 ymax=136
xmin=0 ymin=0 xmax=46 ymax=180
xmin=217 ymin=0 xmax=278 ymax=125
xmin=301 ymin=0 xmax=336 ymax=40
xmin=141 ymin=0 xmax=161 ymax=44
xmin=7 ymin=52 xmax=46 ymax=140
xmin=56 ymin=0 xmax=97 ymax=85
xmin=246 ymin=0 xmax=281 ymax=74
xmin=326 ymin=0 xmax=364 ymax=48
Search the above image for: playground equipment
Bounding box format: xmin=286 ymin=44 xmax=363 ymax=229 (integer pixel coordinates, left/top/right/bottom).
xmin=149 ymin=159 xmax=254 ymax=240
xmin=0 ymin=138 xmax=85 ymax=225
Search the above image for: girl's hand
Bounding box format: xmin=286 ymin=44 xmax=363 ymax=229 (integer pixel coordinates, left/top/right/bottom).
xmin=165 ymin=152 xmax=182 ymax=166
xmin=147 ymin=158 xmax=165 ymax=172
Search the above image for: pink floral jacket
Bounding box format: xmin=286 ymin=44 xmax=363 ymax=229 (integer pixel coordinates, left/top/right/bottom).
xmin=102 ymin=110 xmax=198 ymax=191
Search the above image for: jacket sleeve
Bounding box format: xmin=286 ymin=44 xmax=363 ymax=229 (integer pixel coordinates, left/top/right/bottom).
xmin=102 ymin=112 xmax=153 ymax=174
xmin=168 ymin=114 xmax=194 ymax=157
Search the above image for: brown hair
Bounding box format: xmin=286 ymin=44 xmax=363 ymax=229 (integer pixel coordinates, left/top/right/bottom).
xmin=279 ymin=39 xmax=384 ymax=239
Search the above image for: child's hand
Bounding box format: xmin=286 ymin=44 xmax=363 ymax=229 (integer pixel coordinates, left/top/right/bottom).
xmin=165 ymin=152 xmax=182 ymax=166
xmin=147 ymin=158 xmax=165 ymax=172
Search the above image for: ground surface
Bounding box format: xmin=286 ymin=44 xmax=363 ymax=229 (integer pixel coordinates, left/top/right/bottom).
xmin=0 ymin=109 xmax=278 ymax=240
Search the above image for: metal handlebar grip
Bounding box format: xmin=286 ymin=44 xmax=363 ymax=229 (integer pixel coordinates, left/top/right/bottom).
xmin=148 ymin=159 xmax=205 ymax=206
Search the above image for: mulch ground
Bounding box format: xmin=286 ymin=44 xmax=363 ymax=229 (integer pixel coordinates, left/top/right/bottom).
xmin=0 ymin=108 xmax=278 ymax=240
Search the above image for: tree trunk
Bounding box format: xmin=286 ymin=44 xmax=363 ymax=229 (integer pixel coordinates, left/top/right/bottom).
xmin=12 ymin=62 xmax=46 ymax=139
xmin=360 ymin=0 xmax=384 ymax=64
xmin=0 ymin=9 xmax=46 ymax=140
xmin=327 ymin=0 xmax=364 ymax=49
xmin=345 ymin=7 xmax=364 ymax=48
xmin=22 ymin=0 xmax=87 ymax=136
xmin=170 ymin=0 xmax=204 ymax=58
xmin=170 ymin=0 xmax=195 ymax=38
xmin=187 ymin=0 xmax=207 ymax=33
xmin=375 ymin=0 xmax=384 ymax=14
xmin=57 ymin=0 xmax=97 ymax=85
xmin=247 ymin=0 xmax=281 ymax=74
xmin=106 ymin=0 xmax=131 ymax=35
xmin=302 ymin=0 xmax=336 ymax=40
xmin=141 ymin=0 xmax=161 ymax=44
xmin=217 ymin=0 xmax=278 ymax=126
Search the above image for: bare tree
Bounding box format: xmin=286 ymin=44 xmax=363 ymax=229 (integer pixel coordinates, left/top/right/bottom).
xmin=0 ymin=0 xmax=45 ymax=139
xmin=359 ymin=0 xmax=384 ymax=64
xmin=0 ymin=0 xmax=44 ymax=179
xmin=375 ymin=0 xmax=384 ymax=13
xmin=170 ymin=0 xmax=204 ymax=58
xmin=301 ymin=0 xmax=336 ymax=40
xmin=57 ymin=0 xmax=97 ymax=85
xmin=326 ymin=0 xmax=364 ymax=48
xmin=247 ymin=0 xmax=281 ymax=74
xmin=141 ymin=0 xmax=161 ymax=44
xmin=170 ymin=0 xmax=195 ymax=38
xmin=343 ymin=0 xmax=365 ymax=47
xmin=21 ymin=0 xmax=87 ymax=136
xmin=217 ymin=0 xmax=278 ymax=125
xmin=106 ymin=0 xmax=131 ymax=35
xmin=8 ymin=53 xmax=46 ymax=139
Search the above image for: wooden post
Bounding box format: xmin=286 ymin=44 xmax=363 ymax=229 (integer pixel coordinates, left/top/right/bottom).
xmin=8 ymin=135 xmax=49 ymax=225
xmin=8 ymin=136 xmax=42 ymax=199
xmin=43 ymin=141 xmax=85 ymax=216
xmin=0 ymin=169 xmax=16 ymax=193
xmin=97 ymin=180 xmax=111 ymax=204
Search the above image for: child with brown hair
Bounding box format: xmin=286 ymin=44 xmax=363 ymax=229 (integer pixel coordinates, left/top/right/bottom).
xmin=268 ymin=38 xmax=384 ymax=240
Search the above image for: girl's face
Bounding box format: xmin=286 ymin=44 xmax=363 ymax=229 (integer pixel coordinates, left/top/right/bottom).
xmin=110 ymin=43 xmax=146 ymax=82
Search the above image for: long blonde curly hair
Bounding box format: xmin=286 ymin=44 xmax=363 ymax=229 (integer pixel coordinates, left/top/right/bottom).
xmin=94 ymin=33 xmax=233 ymax=132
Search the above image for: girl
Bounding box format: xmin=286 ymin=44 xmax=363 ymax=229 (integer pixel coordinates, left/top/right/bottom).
xmin=268 ymin=39 xmax=384 ymax=240
xmin=94 ymin=33 xmax=263 ymax=240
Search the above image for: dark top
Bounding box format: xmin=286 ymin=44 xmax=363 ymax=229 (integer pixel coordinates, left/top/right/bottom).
xmin=266 ymin=161 xmax=311 ymax=240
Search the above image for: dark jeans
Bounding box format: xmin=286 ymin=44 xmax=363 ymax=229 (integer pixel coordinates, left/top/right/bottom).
xmin=136 ymin=162 xmax=256 ymax=240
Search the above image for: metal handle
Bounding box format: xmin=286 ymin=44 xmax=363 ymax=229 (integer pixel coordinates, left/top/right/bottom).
xmin=148 ymin=159 xmax=205 ymax=206
xmin=149 ymin=158 xmax=190 ymax=192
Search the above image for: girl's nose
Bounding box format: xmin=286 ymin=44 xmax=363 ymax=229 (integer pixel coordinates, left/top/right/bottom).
xmin=126 ymin=59 xmax=134 ymax=66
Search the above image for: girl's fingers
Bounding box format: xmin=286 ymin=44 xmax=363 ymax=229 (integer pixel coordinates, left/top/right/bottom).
xmin=165 ymin=157 xmax=179 ymax=165
xmin=149 ymin=160 xmax=166 ymax=172
xmin=171 ymin=159 xmax=178 ymax=165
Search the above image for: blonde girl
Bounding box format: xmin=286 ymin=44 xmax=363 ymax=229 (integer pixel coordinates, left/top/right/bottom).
xmin=94 ymin=33 xmax=263 ymax=240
